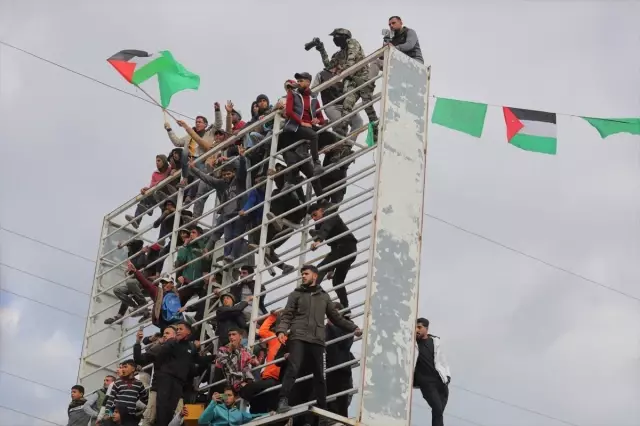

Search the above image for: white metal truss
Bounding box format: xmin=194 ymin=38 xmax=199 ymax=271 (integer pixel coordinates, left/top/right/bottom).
xmin=77 ymin=45 xmax=431 ymax=426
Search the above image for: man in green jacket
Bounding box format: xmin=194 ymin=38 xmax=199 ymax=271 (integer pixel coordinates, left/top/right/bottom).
xmin=175 ymin=226 xmax=206 ymax=306
xmin=275 ymin=265 xmax=362 ymax=423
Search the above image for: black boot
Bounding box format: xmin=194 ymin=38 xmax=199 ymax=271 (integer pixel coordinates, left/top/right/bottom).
xmin=276 ymin=397 xmax=291 ymax=413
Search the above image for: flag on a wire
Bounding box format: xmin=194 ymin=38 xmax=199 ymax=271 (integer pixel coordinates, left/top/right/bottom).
xmin=107 ymin=50 xmax=200 ymax=108
xmin=503 ymin=107 xmax=557 ymax=155
xmin=582 ymin=117 xmax=640 ymax=138
xmin=431 ymin=97 xmax=488 ymax=137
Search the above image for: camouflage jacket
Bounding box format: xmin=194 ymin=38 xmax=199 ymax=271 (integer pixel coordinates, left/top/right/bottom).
xmin=320 ymin=38 xmax=368 ymax=80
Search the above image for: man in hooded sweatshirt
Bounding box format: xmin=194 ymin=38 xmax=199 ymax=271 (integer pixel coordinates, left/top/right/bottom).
xmin=188 ymin=148 xmax=247 ymax=264
xmin=67 ymin=385 xmax=92 ymax=426
xmin=129 ymin=262 xmax=182 ymax=331
xmin=214 ymin=293 xmax=248 ymax=346
xmin=125 ymin=154 xmax=174 ymax=229
xmin=198 ymin=387 xmax=269 ymax=425
xmin=275 ymin=265 xmax=361 ymax=423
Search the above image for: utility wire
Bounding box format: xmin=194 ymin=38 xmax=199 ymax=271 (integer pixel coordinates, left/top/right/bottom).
xmin=350 ymin=182 xmax=638 ymax=303
xmin=0 ymin=370 xmax=68 ymax=395
xmin=2 ymin=41 xmax=632 ymax=303
xmin=453 ymin=385 xmax=580 ymax=426
xmin=0 ymin=405 xmax=63 ymax=426
xmin=0 ymin=288 xmax=86 ymax=318
xmin=425 ymin=214 xmax=640 ymax=303
xmin=0 ymin=263 xmax=90 ymax=296
xmin=413 ymin=403 xmax=488 ymax=426
xmin=0 ymin=41 xmax=195 ymax=120
xmin=0 ymin=226 xmax=95 ymax=263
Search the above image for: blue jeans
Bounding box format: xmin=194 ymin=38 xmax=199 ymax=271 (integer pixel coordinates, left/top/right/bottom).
xmin=222 ymin=214 xmax=245 ymax=259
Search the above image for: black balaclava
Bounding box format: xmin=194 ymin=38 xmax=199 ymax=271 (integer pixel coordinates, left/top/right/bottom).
xmin=333 ymin=35 xmax=348 ymax=48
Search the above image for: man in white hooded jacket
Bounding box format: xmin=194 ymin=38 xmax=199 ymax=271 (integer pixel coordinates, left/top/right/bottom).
xmin=414 ymin=318 xmax=451 ymax=426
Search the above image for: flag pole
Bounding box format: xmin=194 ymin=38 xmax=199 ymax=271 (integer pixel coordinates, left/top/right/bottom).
xmin=134 ymin=84 xmax=181 ymax=122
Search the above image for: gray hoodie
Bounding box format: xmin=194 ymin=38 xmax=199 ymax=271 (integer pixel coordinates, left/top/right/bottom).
xmin=67 ymin=403 xmax=92 ymax=426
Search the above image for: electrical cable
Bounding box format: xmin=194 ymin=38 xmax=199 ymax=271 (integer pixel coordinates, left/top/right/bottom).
xmin=0 ymin=288 xmax=86 ymax=318
xmin=0 ymin=262 xmax=90 ymax=296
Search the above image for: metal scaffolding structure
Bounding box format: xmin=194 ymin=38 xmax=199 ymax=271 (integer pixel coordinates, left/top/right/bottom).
xmin=77 ymin=45 xmax=431 ymax=426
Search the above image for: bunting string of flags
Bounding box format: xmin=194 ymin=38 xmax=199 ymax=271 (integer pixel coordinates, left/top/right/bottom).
xmin=105 ymin=49 xmax=640 ymax=156
xmin=429 ymin=97 xmax=640 ymax=155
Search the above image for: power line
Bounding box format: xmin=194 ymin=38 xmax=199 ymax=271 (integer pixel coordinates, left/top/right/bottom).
xmin=0 ymin=41 xmax=194 ymax=120
xmin=4 ymin=41 xmax=631 ymax=304
xmin=0 ymin=226 xmax=95 ymax=263
xmin=349 ymin=181 xmax=638 ymax=303
xmin=0 ymin=370 xmax=68 ymax=395
xmin=425 ymin=214 xmax=640 ymax=303
xmin=0 ymin=263 xmax=90 ymax=296
xmin=0 ymin=288 xmax=86 ymax=318
xmin=452 ymin=385 xmax=580 ymax=426
xmin=0 ymin=405 xmax=63 ymax=426
xmin=413 ymin=403 xmax=487 ymax=426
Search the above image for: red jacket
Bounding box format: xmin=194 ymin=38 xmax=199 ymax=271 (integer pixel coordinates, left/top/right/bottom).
xmin=285 ymin=89 xmax=325 ymax=126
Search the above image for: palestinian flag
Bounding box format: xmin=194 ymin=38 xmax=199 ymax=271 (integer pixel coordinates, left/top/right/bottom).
xmin=503 ymin=107 xmax=557 ymax=155
xmin=107 ymin=50 xmax=200 ymax=108
xmin=107 ymin=50 xmax=169 ymax=85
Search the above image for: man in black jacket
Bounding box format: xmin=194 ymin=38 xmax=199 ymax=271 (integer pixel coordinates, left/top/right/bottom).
xmin=308 ymin=202 xmax=357 ymax=308
xmin=275 ymin=265 xmax=361 ymax=422
xmin=133 ymin=321 xmax=202 ymax=426
xmin=214 ymin=293 xmax=248 ymax=346
xmin=134 ymin=326 xmax=176 ymax=426
xmin=387 ymin=16 xmax=424 ymax=63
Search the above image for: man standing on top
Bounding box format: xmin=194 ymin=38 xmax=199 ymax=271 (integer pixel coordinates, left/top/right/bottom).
xmin=414 ymin=318 xmax=451 ymax=426
xmin=275 ymin=265 xmax=361 ymax=425
xmin=318 ymin=28 xmax=378 ymax=142
xmin=308 ymin=202 xmax=357 ymax=309
xmin=387 ymin=16 xmax=424 ymax=63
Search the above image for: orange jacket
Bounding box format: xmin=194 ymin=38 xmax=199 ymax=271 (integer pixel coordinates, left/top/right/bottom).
xmin=258 ymin=314 xmax=285 ymax=380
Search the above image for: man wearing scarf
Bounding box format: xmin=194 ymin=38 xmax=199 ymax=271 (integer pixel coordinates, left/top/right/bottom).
xmin=67 ymin=385 xmax=92 ymax=426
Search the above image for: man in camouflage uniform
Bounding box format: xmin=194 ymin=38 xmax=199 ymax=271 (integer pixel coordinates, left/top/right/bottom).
xmin=317 ymin=28 xmax=378 ymax=141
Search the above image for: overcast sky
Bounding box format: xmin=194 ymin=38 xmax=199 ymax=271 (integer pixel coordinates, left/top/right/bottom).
xmin=1 ymin=1 xmax=639 ymax=425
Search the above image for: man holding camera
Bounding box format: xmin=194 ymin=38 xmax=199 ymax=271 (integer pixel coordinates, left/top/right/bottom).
xmin=387 ymin=16 xmax=423 ymax=63
xmin=309 ymin=28 xmax=378 ymax=142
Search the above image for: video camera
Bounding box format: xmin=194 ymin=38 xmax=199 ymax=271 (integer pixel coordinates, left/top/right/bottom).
xmin=382 ymin=29 xmax=393 ymax=44
xmin=304 ymin=37 xmax=324 ymax=51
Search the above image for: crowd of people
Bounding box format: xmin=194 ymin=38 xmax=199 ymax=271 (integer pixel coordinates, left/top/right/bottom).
xmin=68 ymin=17 xmax=453 ymax=426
